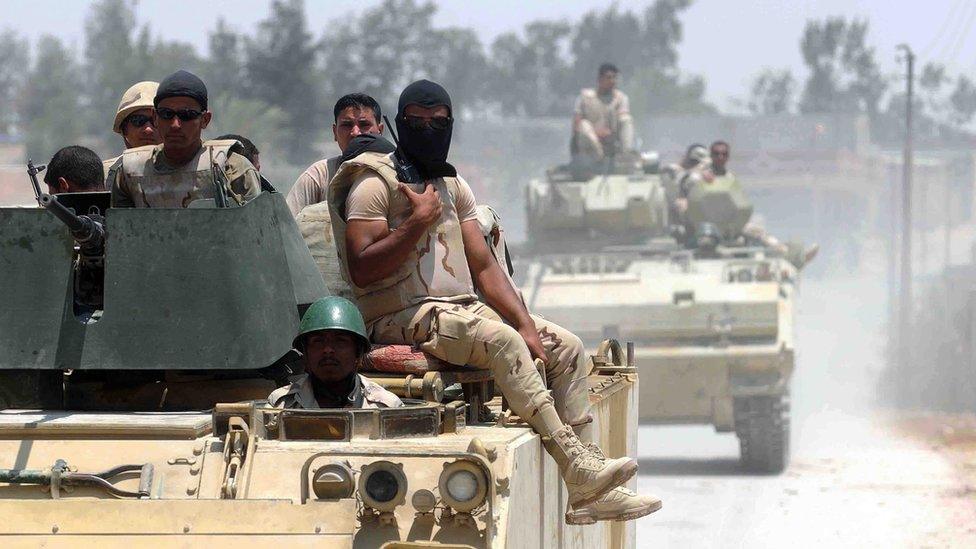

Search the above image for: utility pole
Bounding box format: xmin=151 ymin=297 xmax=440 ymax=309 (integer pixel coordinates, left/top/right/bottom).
xmin=897 ymin=43 xmax=915 ymax=377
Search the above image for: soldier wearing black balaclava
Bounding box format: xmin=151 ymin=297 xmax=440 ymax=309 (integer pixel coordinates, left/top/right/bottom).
xmin=328 ymin=79 xmax=661 ymax=525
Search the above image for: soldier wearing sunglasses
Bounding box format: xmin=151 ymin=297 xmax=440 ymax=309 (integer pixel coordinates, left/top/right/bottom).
xmin=110 ymin=70 xmax=262 ymax=209
xmin=103 ymin=81 xmax=161 ymax=185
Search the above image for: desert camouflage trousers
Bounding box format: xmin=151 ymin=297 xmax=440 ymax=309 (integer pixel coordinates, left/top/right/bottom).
xmin=370 ymin=300 xmax=592 ymax=430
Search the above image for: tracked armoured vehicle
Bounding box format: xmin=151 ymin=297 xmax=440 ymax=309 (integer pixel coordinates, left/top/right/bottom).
xmin=0 ymin=180 xmax=639 ymax=547
xmin=518 ymin=153 xmax=798 ymax=473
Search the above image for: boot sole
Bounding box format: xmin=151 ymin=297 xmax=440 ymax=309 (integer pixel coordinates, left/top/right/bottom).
xmin=569 ymin=459 xmax=638 ymax=509
xmin=565 ymin=499 xmax=663 ymax=525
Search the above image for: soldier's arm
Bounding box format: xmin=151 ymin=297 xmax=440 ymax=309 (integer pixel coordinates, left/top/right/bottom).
xmin=460 ymin=220 xmax=546 ymax=361
xmin=345 ymin=180 xmax=440 ymax=288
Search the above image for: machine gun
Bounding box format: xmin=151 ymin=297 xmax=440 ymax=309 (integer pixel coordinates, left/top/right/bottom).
xmin=28 ymin=159 xmax=106 ymax=315
xmin=28 ymin=159 xmax=106 ymax=257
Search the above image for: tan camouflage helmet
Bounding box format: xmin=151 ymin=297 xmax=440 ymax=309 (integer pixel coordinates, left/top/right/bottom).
xmin=112 ymin=81 xmax=159 ymax=134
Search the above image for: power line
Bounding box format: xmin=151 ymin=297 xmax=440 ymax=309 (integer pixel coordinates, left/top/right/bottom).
xmin=919 ymin=0 xmax=963 ymax=58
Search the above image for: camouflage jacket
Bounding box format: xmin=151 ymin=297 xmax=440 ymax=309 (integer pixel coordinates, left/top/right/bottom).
xmin=267 ymin=373 xmax=402 ymax=409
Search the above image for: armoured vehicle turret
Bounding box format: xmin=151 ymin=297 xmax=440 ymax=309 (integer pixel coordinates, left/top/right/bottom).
xmin=519 ymin=154 xmax=798 ymax=473
xmin=0 ymin=180 xmax=639 ymax=546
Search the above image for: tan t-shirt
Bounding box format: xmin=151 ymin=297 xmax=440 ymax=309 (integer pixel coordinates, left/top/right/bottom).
xmin=344 ymin=174 xmax=479 ymax=225
xmin=286 ymin=156 xmax=340 ymax=216
xmin=574 ymin=88 xmax=631 ymax=131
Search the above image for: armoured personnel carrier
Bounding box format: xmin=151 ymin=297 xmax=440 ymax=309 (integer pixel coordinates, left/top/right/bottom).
xmin=0 ymin=178 xmax=639 ymax=547
xmin=518 ymin=154 xmax=797 ymax=473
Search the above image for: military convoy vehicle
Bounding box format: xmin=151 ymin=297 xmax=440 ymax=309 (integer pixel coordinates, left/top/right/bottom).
xmin=517 ymin=153 xmax=798 ymax=473
xmin=0 ymin=176 xmax=639 ymax=547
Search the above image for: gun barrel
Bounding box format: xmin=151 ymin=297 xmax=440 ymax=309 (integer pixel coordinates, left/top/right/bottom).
xmin=39 ymin=194 xmax=87 ymax=233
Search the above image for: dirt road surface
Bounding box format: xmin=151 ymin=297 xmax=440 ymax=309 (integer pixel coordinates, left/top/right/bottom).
xmin=633 ymin=272 xmax=976 ymax=547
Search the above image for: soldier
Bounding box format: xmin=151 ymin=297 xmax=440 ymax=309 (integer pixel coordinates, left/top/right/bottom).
xmin=666 ymin=143 xmax=711 ymax=221
xmin=103 ymin=81 xmax=161 ymax=182
xmin=44 ymin=146 xmax=105 ymax=194
xmin=286 ymin=93 xmax=385 ymax=216
xmin=328 ymin=79 xmax=661 ymax=524
xmin=110 ymin=70 xmax=262 ymax=208
xmin=269 ymin=296 xmax=402 ymax=409
xmin=709 ymin=140 xmax=731 ymax=177
xmin=217 ymin=133 xmax=261 ymax=171
xmin=573 ymin=63 xmax=634 ymax=162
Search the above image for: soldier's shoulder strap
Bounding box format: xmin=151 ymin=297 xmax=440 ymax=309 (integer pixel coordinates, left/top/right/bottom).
xmin=120 ymin=144 xmax=160 ymax=177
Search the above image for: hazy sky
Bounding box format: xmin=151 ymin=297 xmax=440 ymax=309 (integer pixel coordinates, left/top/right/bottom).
xmin=4 ymin=0 xmax=974 ymax=112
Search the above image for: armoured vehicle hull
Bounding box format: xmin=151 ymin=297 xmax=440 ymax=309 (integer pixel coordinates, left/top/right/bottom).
xmin=0 ymin=192 xmax=640 ymax=547
xmin=520 ymin=157 xmax=798 ymax=472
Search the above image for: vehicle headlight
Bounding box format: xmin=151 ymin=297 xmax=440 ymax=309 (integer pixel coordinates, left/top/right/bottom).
xmin=312 ymin=462 xmax=355 ymax=499
xmin=358 ymin=461 xmax=407 ymax=512
xmin=439 ymin=460 xmax=488 ymax=512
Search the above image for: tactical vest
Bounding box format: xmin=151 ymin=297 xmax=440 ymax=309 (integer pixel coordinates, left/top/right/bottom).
xmin=328 ymin=152 xmax=476 ymax=324
xmin=295 ymin=201 xmax=354 ymax=299
xmin=475 ymin=204 xmax=523 ymax=305
xmin=120 ymin=140 xmax=242 ymax=208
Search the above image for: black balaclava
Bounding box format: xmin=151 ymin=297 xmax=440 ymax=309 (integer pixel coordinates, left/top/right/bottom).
xmin=340 ymin=134 xmax=396 ymax=164
xmin=395 ymin=79 xmax=457 ymax=180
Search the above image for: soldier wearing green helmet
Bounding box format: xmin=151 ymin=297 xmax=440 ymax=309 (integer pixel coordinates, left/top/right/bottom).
xmin=268 ymin=296 xmax=402 ymax=409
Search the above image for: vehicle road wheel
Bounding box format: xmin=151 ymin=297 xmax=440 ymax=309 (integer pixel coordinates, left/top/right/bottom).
xmin=734 ymin=394 xmax=790 ymax=474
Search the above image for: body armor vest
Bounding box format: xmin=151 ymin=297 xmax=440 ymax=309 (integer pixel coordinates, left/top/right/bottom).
xmin=328 ymin=152 xmax=476 ymax=324
xmin=120 ymin=140 xmax=241 ymax=208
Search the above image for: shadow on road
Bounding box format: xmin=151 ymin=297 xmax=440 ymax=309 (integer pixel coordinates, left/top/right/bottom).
xmin=638 ymin=456 xmax=771 ymax=477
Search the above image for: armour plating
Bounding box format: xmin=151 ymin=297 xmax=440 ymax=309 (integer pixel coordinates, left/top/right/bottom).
xmin=328 ymin=151 xmax=476 ymax=324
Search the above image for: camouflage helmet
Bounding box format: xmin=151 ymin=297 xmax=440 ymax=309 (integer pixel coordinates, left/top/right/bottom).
xmin=113 ymin=81 xmax=159 ymax=134
xmin=294 ymin=296 xmax=370 ymax=353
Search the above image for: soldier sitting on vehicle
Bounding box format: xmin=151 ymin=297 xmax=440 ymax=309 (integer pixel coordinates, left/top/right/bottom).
xmin=572 ymin=63 xmax=634 ymax=164
xmin=329 ymin=79 xmax=660 ymax=524
xmin=269 ymin=296 xmax=402 ymax=409
xmin=110 ymin=70 xmax=262 ymax=208
xmin=44 ymin=146 xmax=105 ymax=194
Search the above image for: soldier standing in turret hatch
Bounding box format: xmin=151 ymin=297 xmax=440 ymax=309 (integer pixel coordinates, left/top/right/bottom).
xmin=102 ymin=81 xmax=162 ymax=187
xmin=328 ymin=79 xmax=662 ymax=525
xmin=110 ymin=70 xmax=262 ymax=209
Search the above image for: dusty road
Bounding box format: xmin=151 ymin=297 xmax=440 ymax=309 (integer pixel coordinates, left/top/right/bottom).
xmin=632 ymin=271 xmax=976 ymax=547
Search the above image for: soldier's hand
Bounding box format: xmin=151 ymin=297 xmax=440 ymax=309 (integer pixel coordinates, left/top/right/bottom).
xmin=399 ymin=183 xmax=443 ymax=227
xmin=674 ymin=198 xmax=688 ymax=214
xmin=519 ymin=326 xmax=548 ymax=366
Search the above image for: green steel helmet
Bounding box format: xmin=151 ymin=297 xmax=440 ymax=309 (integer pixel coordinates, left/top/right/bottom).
xmin=294 ymin=296 xmax=370 ymax=353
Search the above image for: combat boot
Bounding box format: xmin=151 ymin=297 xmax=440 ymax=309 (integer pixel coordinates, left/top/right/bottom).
xmin=565 ymin=487 xmax=662 ymax=524
xmin=542 ymin=425 xmax=638 ymax=509
xmin=565 ymin=443 xmax=661 ymax=524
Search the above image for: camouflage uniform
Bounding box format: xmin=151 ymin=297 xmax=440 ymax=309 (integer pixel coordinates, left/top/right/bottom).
xmin=574 ymin=88 xmax=634 ymax=160
xmin=294 ymin=201 xmax=354 ymax=299
xmin=110 ymin=140 xmax=261 ymax=208
xmin=328 ymin=151 xmax=592 ymax=429
xmin=268 ymin=373 xmax=402 ymax=409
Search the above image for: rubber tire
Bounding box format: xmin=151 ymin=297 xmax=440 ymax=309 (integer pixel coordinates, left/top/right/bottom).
xmin=734 ymin=394 xmax=790 ymax=474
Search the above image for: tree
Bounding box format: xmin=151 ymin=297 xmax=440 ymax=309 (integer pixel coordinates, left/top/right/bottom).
xmin=948 ymin=76 xmax=976 ymax=128
xmin=245 ymin=0 xmax=320 ymax=163
xmin=23 ymin=36 xmax=82 ymax=161
xmin=748 ymin=69 xmax=795 ymax=115
xmin=205 ymin=19 xmax=243 ymax=96
xmin=798 ymin=17 xmax=886 ymax=116
xmin=83 ymin=0 xmax=142 ymax=142
xmin=0 ymin=30 xmax=29 ymax=136
xmin=488 ymin=22 xmax=574 ymax=116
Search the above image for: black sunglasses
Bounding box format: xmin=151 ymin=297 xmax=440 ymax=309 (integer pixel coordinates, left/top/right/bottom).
xmin=157 ymin=107 xmax=205 ymax=121
xmin=124 ymin=113 xmax=154 ymax=129
xmin=401 ymin=114 xmax=452 ymax=131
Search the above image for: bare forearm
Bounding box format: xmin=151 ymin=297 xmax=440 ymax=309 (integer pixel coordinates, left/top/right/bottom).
xmin=474 ymin=263 xmax=533 ymax=330
xmin=348 ymin=217 xmax=428 ymax=287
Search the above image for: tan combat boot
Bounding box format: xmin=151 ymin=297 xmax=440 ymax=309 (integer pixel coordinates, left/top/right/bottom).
xmin=565 ymin=443 xmax=661 ymax=524
xmin=543 ymin=426 xmax=638 ymax=509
